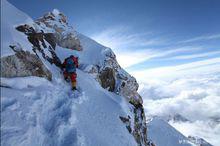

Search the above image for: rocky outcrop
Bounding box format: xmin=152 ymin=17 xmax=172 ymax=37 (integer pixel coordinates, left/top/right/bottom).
xmin=100 ymin=48 xmax=149 ymax=145
xmin=99 ymin=67 xmax=115 ymax=92
xmin=1 ymin=44 xmax=52 ymax=80
xmin=82 ymin=47 xmax=149 ymax=145
xmin=78 ymin=48 xmax=147 ymax=145
xmin=90 ymin=47 xmax=143 ymax=104
xmin=119 ymin=103 xmax=148 ymax=146
xmin=15 ymin=9 xmax=83 ymax=70
xmin=102 ymin=48 xmax=142 ymax=104
xmin=15 ymin=24 xmax=63 ymax=69
xmin=35 ymin=10 xmax=82 ymax=51
xmin=132 ymin=104 xmax=148 ymax=146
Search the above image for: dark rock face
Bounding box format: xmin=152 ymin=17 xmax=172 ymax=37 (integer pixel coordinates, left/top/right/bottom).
xmin=43 ymin=33 xmax=57 ymax=49
xmin=132 ymin=104 xmax=148 ymax=146
xmin=120 ymin=102 xmax=148 ymax=146
xmin=119 ymin=116 xmax=132 ymax=133
xmin=1 ymin=46 xmax=52 ymax=80
xmin=16 ymin=24 xmax=62 ymax=69
xmin=99 ymin=67 xmax=116 ymax=92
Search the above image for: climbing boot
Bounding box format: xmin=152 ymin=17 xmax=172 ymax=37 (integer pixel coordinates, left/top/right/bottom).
xmin=71 ymin=81 xmax=77 ymax=90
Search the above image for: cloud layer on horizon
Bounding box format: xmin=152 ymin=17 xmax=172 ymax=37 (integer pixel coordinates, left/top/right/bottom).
xmin=138 ymin=73 xmax=220 ymax=146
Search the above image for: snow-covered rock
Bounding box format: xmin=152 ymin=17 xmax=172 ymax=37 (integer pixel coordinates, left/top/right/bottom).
xmin=0 ymin=44 xmax=52 ymax=80
xmin=35 ymin=9 xmax=82 ymax=51
xmin=188 ymin=136 xmax=213 ymax=146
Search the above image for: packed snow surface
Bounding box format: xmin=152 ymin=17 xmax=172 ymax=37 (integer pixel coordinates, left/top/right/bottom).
xmin=1 ymin=69 xmax=137 ymax=146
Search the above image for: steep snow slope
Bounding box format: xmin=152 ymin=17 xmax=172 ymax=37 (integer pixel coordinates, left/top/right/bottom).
xmin=148 ymin=117 xmax=195 ymax=146
xmin=1 ymin=0 xmax=33 ymax=56
xmin=77 ymin=34 xmax=107 ymax=65
xmin=1 ymin=70 xmax=136 ymax=146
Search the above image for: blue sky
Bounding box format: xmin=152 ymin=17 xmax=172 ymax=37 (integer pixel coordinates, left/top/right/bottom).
xmin=8 ymin=0 xmax=220 ymax=80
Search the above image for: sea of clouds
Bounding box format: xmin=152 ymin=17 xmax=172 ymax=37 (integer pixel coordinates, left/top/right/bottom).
xmin=138 ymin=73 xmax=220 ymax=145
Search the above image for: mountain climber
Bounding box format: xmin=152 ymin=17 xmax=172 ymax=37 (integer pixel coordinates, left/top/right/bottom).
xmin=62 ymin=55 xmax=79 ymax=90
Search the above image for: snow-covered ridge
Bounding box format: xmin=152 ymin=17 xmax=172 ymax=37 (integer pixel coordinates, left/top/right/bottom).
xmin=1 ymin=0 xmax=148 ymax=146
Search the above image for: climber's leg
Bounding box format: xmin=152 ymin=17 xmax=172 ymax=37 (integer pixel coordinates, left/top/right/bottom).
xmin=70 ymin=73 xmax=77 ymax=90
xmin=63 ymin=71 xmax=68 ymax=81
